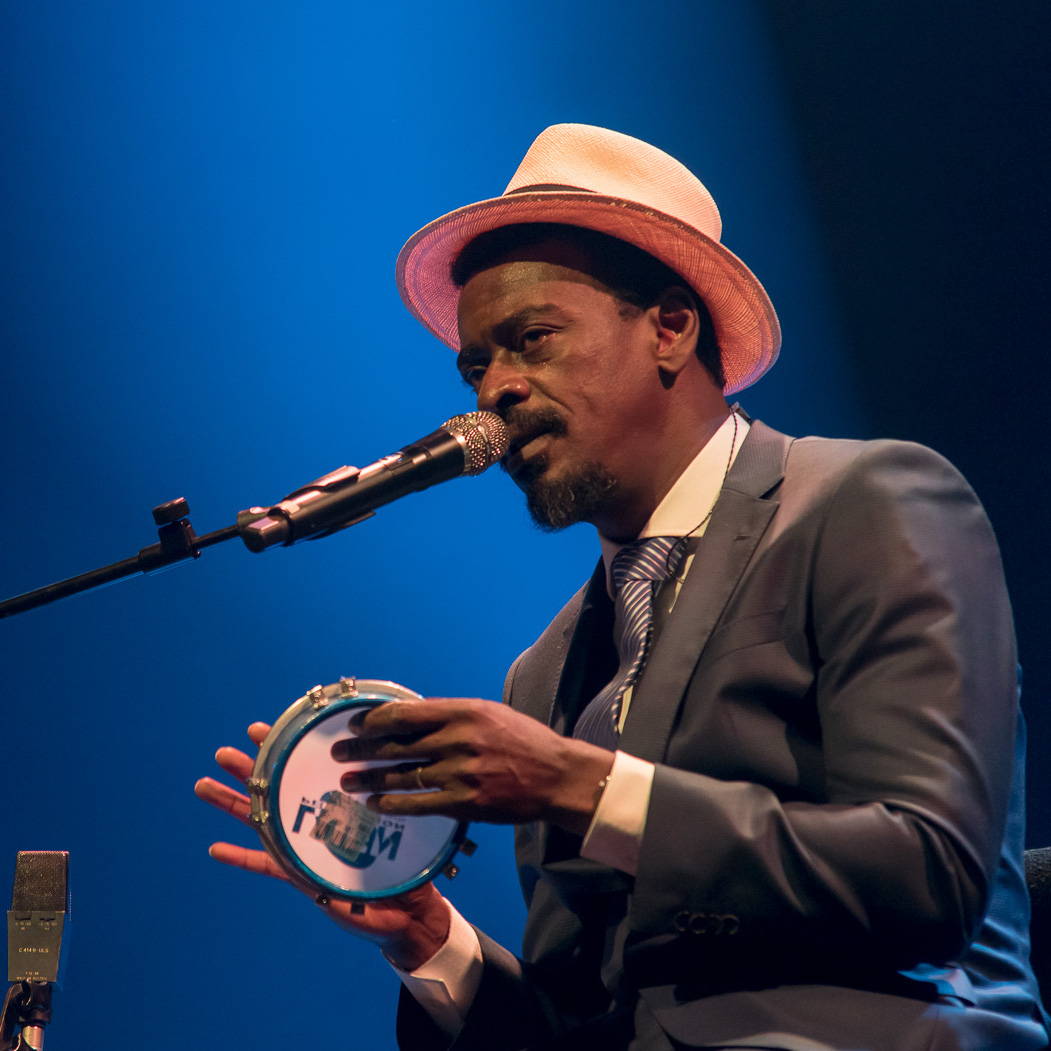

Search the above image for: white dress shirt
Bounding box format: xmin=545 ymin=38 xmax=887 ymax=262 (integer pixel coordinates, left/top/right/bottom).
xmin=392 ymin=411 xmax=749 ymax=1033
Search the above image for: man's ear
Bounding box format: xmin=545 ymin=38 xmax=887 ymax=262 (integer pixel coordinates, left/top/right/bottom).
xmin=650 ymin=286 xmax=699 ymax=377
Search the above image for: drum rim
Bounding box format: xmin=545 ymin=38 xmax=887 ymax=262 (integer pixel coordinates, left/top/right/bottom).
xmin=254 ymin=679 xmax=468 ymax=900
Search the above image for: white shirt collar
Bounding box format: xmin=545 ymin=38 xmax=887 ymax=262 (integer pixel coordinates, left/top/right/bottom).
xmin=598 ymin=410 xmax=749 ymax=591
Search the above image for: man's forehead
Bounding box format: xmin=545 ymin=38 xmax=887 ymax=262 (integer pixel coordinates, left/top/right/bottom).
xmin=459 ymin=232 xmax=618 ymax=294
xmin=456 ymin=269 xmax=621 ymax=350
xmin=461 ymin=258 xmax=603 ymax=297
xmin=470 ymin=234 xmax=600 ymax=273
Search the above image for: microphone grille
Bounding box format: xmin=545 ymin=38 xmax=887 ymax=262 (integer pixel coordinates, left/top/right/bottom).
xmin=442 ymin=411 xmax=510 ymax=475
xmin=11 ymin=851 xmax=69 ymax=912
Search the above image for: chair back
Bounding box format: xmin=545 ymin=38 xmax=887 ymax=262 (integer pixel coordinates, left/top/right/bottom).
xmin=1024 ymin=847 xmax=1051 ymax=997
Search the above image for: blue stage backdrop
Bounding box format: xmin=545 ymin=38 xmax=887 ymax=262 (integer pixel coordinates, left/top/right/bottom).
xmin=7 ymin=1 xmax=1039 ymax=1048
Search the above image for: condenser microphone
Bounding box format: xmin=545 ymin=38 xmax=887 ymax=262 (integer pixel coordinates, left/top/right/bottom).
xmin=7 ymin=853 xmax=68 ymax=986
xmin=240 ymin=411 xmax=509 ymax=551
xmin=3 ymin=852 xmax=69 ymax=1050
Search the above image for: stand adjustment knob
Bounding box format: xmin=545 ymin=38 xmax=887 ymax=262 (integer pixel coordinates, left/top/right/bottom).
xmin=152 ymin=498 xmax=190 ymax=525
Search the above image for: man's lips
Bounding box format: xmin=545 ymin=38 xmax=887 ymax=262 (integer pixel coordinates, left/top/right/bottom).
xmin=500 ymin=411 xmax=567 ymax=474
xmin=503 ymin=428 xmax=554 ymax=474
xmin=507 ymin=429 xmax=550 ymax=457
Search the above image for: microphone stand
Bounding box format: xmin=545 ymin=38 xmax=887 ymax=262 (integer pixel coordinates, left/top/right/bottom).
xmin=1 ymin=414 xmax=505 ymax=620
xmin=0 ymin=498 xmax=266 ymax=620
xmin=0 ymin=981 xmax=51 ymax=1051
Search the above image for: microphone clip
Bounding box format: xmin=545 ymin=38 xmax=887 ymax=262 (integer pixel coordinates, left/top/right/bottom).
xmin=238 ymin=463 xmax=377 ymax=552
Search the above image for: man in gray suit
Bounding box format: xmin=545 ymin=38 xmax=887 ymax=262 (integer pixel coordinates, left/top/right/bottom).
xmin=197 ymin=125 xmax=1047 ymax=1049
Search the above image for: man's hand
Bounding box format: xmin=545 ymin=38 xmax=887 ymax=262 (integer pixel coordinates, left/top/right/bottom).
xmin=194 ymin=722 xmax=451 ymax=971
xmin=333 ymin=699 xmax=615 ymax=834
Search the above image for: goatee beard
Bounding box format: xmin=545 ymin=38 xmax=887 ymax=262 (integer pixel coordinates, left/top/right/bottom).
xmin=518 ymin=457 xmax=620 ymax=532
xmin=499 ymin=407 xmax=619 ymax=530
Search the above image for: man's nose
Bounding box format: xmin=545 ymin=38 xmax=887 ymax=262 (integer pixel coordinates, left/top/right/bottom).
xmin=476 ymin=359 xmax=530 ymax=415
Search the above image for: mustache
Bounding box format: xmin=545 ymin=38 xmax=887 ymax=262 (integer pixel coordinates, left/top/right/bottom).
xmin=501 ymin=408 xmax=568 ymax=453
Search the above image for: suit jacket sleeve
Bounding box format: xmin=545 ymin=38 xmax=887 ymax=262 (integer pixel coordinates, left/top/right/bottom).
xmin=396 ymin=927 xmax=547 ymax=1051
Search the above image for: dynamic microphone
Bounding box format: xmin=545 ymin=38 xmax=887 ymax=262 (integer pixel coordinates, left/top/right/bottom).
xmin=239 ymin=411 xmax=509 ymax=552
xmin=3 ymin=852 xmax=69 ymax=1051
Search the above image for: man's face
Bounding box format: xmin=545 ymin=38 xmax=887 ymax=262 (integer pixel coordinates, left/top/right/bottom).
xmin=455 ymin=240 xmax=664 ymax=535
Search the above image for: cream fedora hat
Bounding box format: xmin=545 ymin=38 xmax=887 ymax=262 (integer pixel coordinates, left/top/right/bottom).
xmin=396 ymin=123 xmax=781 ymax=395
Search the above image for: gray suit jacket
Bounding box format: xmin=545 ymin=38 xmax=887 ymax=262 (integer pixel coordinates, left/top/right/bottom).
xmin=398 ymin=420 xmax=1048 ymax=1050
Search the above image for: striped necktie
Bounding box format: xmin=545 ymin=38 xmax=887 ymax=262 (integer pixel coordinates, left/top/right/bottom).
xmin=572 ymin=536 xmax=686 ymax=749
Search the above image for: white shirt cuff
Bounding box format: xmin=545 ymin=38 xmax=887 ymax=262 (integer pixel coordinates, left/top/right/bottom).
xmin=580 ymin=750 xmax=655 ymax=875
xmin=388 ymin=900 xmax=483 ymax=1036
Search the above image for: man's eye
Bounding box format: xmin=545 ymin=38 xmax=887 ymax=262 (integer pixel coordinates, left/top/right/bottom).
xmin=461 ymin=366 xmax=485 ymax=389
xmin=521 ymin=328 xmax=553 ymax=349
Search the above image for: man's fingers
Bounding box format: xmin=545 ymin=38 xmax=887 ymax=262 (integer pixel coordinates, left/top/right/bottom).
xmin=247 ymin=722 xmax=271 ymax=745
xmin=331 ymin=735 xmax=434 ymax=763
xmin=332 ymin=702 xmax=468 ymax=763
xmin=351 ymin=700 xmax=457 ymax=738
xmin=214 ymin=746 xmax=255 ymax=782
xmin=208 ymin=842 xmax=289 ymax=883
xmin=197 ymin=724 xmax=286 ymax=890
xmin=365 ymin=789 xmax=463 ymax=820
xmin=340 ymin=761 xmax=439 ymax=793
xmin=195 ymin=776 xmax=253 ymax=824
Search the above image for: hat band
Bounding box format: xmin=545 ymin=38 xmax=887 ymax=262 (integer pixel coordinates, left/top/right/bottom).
xmin=504 ymin=183 xmax=597 ymax=196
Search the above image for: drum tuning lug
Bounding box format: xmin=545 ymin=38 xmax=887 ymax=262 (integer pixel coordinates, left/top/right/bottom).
xmin=442 ymin=862 xmax=460 ymax=880
xmin=459 ymin=838 xmax=478 ymax=857
xmin=307 ymin=685 xmax=328 ymax=709
xmin=338 ymin=677 xmax=358 ymax=698
xmin=246 ymin=777 xmax=268 ymax=794
xmin=249 ymin=810 xmax=268 ymax=827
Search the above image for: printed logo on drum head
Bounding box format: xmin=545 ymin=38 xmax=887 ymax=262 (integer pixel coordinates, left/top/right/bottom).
xmin=292 ymin=791 xmax=404 ymax=869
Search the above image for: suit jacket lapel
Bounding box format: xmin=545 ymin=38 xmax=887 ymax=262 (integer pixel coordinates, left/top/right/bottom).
xmin=536 ymin=569 xmax=633 ymax=894
xmin=511 ymin=559 xmax=611 ymax=735
xmin=511 ymin=560 xmax=611 ymax=871
xmin=549 ymin=561 xmax=614 ymax=735
xmin=618 ymin=421 xmax=791 ymax=763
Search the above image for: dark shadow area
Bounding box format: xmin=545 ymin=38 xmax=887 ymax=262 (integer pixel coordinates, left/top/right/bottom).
xmin=763 ymin=0 xmax=1051 ymax=843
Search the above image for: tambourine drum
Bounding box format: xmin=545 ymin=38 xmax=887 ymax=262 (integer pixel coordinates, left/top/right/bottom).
xmin=248 ymin=678 xmax=468 ymax=900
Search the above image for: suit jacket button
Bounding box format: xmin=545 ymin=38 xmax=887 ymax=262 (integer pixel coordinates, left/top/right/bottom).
xmin=674 ymin=911 xmax=691 ymax=933
xmin=689 ymin=913 xmax=713 ymax=935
